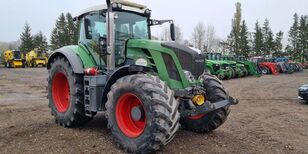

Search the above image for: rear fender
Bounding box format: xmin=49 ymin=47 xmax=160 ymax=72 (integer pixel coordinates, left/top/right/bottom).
xmin=47 ymin=47 xmax=84 ymax=74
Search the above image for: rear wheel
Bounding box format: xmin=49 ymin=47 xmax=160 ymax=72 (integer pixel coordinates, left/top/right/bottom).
xmin=106 ymin=74 xmax=180 ymax=153
xmin=48 ymin=57 xmax=91 ymax=127
xmin=180 ymin=73 xmax=230 ymax=133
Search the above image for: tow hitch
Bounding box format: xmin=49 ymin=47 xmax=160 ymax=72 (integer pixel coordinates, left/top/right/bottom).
xmin=182 ymin=96 xmax=239 ymax=117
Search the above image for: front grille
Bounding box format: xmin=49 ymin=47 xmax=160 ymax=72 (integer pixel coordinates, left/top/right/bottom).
xmin=161 ymin=42 xmax=205 ymax=78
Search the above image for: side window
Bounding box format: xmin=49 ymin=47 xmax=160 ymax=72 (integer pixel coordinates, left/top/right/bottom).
xmin=79 ymin=13 xmax=106 ymax=53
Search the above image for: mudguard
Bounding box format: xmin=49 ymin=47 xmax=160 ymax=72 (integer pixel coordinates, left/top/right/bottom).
xmin=47 ymin=47 xmax=84 ymax=74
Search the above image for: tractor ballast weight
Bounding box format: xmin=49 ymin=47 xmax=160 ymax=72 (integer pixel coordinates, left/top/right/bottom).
xmin=46 ymin=1 xmax=238 ymax=153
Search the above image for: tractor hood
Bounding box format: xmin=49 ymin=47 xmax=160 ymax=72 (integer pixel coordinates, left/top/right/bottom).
xmin=127 ymin=39 xmax=205 ymax=78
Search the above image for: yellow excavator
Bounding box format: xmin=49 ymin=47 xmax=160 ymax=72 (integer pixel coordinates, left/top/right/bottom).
xmin=26 ymin=49 xmax=48 ymax=67
xmin=3 ymin=50 xmax=25 ymax=68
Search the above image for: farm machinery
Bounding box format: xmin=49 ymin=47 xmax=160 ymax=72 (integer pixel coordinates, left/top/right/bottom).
xmin=251 ymin=56 xmax=279 ymax=75
xmin=206 ymin=53 xmax=233 ymax=80
xmin=46 ymin=0 xmax=238 ymax=153
xmin=221 ymin=55 xmax=248 ymax=77
xmin=235 ymin=56 xmax=261 ymax=77
xmin=3 ymin=50 xmax=25 ymax=68
xmin=26 ymin=49 xmax=48 ymax=67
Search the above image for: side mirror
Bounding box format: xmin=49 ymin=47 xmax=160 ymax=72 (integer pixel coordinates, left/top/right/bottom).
xmin=84 ymin=18 xmax=92 ymax=39
xmin=170 ymin=23 xmax=175 ymax=41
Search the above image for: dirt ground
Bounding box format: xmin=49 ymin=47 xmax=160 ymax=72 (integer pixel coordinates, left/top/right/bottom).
xmin=0 ymin=68 xmax=308 ymax=154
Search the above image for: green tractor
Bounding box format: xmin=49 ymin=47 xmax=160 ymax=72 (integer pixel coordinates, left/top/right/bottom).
xmin=46 ymin=0 xmax=238 ymax=153
xmin=221 ymin=55 xmax=248 ymax=77
xmin=235 ymin=56 xmax=261 ymax=77
xmin=206 ymin=53 xmax=233 ymax=80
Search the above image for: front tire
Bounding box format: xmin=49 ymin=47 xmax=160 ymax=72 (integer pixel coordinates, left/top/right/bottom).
xmin=48 ymin=57 xmax=91 ymax=127
xmin=260 ymin=66 xmax=270 ymax=74
xmin=106 ymin=74 xmax=180 ymax=153
xmin=180 ymin=73 xmax=230 ymax=133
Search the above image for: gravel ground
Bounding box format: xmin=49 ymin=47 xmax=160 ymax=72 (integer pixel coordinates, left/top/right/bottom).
xmin=0 ymin=68 xmax=308 ymax=154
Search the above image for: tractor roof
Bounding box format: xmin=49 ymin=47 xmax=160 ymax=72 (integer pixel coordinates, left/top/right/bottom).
xmin=75 ymin=0 xmax=148 ymax=19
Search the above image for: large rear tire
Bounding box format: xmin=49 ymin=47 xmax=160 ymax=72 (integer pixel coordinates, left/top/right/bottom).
xmin=180 ymin=73 xmax=230 ymax=133
xmin=48 ymin=57 xmax=91 ymax=127
xmin=105 ymin=74 xmax=180 ymax=153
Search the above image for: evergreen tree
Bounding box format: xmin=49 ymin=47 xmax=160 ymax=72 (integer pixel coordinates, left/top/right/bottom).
xmin=19 ymin=22 xmax=34 ymax=52
xmin=298 ymin=15 xmax=307 ymax=62
xmin=287 ymin=13 xmax=300 ymax=61
xmin=227 ymin=2 xmax=242 ymax=55
xmin=273 ymin=31 xmax=284 ymax=57
xmin=66 ymin=13 xmax=78 ymax=44
xmin=239 ymin=20 xmax=250 ymax=57
xmin=262 ymin=19 xmax=275 ymax=55
xmin=50 ymin=13 xmax=69 ymax=50
xmin=33 ymin=31 xmax=48 ymax=51
xmin=252 ymin=21 xmax=263 ymax=56
xmin=50 ymin=12 xmax=79 ymax=50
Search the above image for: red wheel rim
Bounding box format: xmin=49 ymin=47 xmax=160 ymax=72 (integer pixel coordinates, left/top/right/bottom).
xmin=52 ymin=72 xmax=70 ymax=113
xmin=116 ymin=93 xmax=146 ymax=138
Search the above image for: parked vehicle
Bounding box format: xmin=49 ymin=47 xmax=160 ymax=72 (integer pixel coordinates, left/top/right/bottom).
xmin=3 ymin=50 xmax=25 ymax=68
xmin=46 ymin=1 xmax=238 ymax=153
xmin=206 ymin=53 xmax=233 ymax=80
xmin=26 ymin=49 xmax=48 ymax=67
xmin=251 ymin=56 xmax=279 ymax=75
xmin=299 ymin=84 xmax=308 ymax=103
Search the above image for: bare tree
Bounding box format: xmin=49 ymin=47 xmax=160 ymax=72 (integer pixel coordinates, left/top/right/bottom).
xmin=205 ymin=24 xmax=217 ymax=52
xmin=191 ymin=21 xmax=206 ymax=51
xmin=160 ymin=25 xmax=183 ymax=43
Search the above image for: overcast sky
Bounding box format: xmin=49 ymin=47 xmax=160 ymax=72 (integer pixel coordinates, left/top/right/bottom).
xmin=0 ymin=0 xmax=307 ymax=43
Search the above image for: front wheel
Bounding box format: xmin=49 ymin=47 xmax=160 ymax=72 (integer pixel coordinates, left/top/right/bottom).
xmin=105 ymin=74 xmax=180 ymax=153
xmin=260 ymin=67 xmax=270 ymax=74
xmin=180 ymin=73 xmax=230 ymax=133
xmin=48 ymin=57 xmax=91 ymax=127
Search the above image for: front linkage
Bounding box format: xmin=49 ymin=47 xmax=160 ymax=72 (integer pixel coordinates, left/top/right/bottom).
xmin=175 ymin=85 xmax=239 ymax=118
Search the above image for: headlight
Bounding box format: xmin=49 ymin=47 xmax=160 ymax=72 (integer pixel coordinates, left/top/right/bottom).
xmin=135 ymin=58 xmax=148 ymax=66
xmin=111 ymin=3 xmax=122 ymax=9
xmin=112 ymin=3 xmax=118 ymax=8
xmin=183 ymin=70 xmax=195 ymax=82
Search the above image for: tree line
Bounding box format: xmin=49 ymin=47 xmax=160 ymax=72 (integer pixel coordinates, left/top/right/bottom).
xmin=226 ymin=2 xmax=307 ymax=62
xmin=17 ymin=12 xmax=78 ymax=53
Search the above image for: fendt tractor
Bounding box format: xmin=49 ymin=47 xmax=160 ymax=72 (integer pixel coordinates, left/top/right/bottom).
xmin=3 ymin=50 xmax=25 ymax=68
xmin=26 ymin=49 xmax=48 ymax=67
xmin=47 ymin=0 xmax=238 ymax=153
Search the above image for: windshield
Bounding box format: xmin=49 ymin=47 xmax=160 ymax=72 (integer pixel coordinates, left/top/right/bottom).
xmin=114 ymin=11 xmax=149 ymax=64
xmin=13 ymin=51 xmax=21 ymax=59
xmin=115 ymin=12 xmax=149 ymax=40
